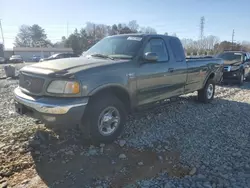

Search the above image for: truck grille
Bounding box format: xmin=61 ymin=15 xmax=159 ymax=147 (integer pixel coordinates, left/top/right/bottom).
xmin=19 ymin=73 xmax=45 ymax=94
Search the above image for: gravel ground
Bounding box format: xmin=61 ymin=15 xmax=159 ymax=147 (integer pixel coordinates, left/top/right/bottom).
xmin=123 ymin=84 xmax=250 ymax=187
xmin=0 ymin=63 xmax=250 ymax=188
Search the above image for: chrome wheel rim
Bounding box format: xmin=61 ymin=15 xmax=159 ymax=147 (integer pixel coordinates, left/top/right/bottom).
xmin=98 ymin=106 xmax=120 ymax=136
xmin=207 ymin=84 xmax=214 ymax=99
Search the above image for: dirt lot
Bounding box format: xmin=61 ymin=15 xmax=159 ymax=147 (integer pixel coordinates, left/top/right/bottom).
xmin=0 ymin=63 xmax=250 ymax=188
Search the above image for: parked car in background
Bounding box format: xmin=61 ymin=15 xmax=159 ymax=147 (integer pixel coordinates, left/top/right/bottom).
xmin=14 ymin=34 xmax=223 ymax=143
xmin=216 ymin=51 xmax=250 ymax=85
xmin=0 ymin=57 xmax=7 ymax=64
xmin=39 ymin=53 xmax=79 ymax=62
xmin=31 ymin=55 xmax=41 ymax=62
xmin=9 ymin=55 xmax=24 ymax=63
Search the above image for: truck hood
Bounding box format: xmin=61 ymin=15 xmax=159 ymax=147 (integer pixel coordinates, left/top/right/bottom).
xmin=223 ymin=60 xmax=242 ymax=66
xmin=21 ymin=57 xmax=126 ymax=76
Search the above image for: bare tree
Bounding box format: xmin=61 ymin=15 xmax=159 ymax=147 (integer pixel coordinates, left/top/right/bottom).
xmin=204 ymin=35 xmax=220 ymax=50
xmin=85 ymin=22 xmax=96 ymax=36
xmin=241 ymin=41 xmax=250 ymax=51
xmin=181 ymin=38 xmax=199 ymax=55
xmin=139 ymin=26 xmax=157 ymax=34
xmin=128 ymin=20 xmax=139 ymax=32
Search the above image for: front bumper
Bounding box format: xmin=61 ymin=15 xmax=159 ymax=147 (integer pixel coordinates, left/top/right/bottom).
xmin=14 ymin=87 xmax=89 ymax=127
xmin=223 ymin=69 xmax=241 ymax=81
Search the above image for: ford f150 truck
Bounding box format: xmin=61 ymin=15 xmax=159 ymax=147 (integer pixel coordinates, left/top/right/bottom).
xmin=216 ymin=51 xmax=250 ymax=85
xmin=14 ymin=34 xmax=223 ymax=143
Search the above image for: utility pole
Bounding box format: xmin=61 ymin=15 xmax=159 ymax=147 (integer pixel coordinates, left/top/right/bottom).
xmin=200 ymin=16 xmax=205 ymax=41
xmin=0 ymin=19 xmax=5 ymax=49
xmin=199 ymin=16 xmax=205 ymax=55
xmin=231 ymin=29 xmax=235 ymax=50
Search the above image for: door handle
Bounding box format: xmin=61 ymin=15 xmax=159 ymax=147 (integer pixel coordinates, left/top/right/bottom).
xmin=168 ymin=68 xmax=174 ymax=72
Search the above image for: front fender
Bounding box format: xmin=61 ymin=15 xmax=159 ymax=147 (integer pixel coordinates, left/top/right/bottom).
xmin=89 ymin=83 xmax=129 ymax=96
xmin=79 ymin=73 xmax=128 ymax=96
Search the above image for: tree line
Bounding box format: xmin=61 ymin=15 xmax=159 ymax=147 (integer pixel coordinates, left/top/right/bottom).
xmin=14 ymin=21 xmax=250 ymax=55
xmin=181 ymin=37 xmax=250 ymax=56
xmin=14 ymin=20 xmax=156 ymax=55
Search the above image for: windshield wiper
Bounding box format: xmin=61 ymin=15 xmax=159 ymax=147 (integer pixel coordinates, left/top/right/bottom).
xmin=112 ymin=56 xmax=133 ymax=59
xmin=90 ymin=53 xmax=114 ymax=60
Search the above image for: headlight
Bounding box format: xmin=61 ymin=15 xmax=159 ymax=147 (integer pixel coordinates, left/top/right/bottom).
xmin=47 ymin=80 xmax=80 ymax=94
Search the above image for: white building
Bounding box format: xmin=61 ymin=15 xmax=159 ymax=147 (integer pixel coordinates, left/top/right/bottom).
xmin=4 ymin=47 xmax=73 ymax=62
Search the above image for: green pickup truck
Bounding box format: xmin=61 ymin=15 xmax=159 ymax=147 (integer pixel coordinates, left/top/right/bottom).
xmin=14 ymin=34 xmax=223 ymax=143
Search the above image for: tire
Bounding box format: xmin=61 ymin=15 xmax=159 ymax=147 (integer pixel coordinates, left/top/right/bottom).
xmin=80 ymin=94 xmax=127 ymax=144
xmin=238 ymin=71 xmax=244 ymax=86
xmin=198 ymin=79 xmax=215 ymax=103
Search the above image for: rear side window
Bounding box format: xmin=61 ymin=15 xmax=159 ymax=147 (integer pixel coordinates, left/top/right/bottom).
xmin=169 ymin=38 xmax=185 ymax=62
xmin=143 ymin=38 xmax=169 ymax=62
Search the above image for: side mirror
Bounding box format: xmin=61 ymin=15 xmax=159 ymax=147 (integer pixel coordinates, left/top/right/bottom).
xmin=143 ymin=52 xmax=158 ymax=62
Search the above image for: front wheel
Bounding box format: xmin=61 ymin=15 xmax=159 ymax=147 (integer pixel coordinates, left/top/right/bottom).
xmin=80 ymin=94 xmax=127 ymax=144
xmin=198 ymin=79 xmax=215 ymax=103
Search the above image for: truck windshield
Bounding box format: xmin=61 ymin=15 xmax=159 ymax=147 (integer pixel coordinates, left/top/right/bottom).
xmin=217 ymin=52 xmax=243 ymax=63
xmin=84 ymin=36 xmax=143 ymax=59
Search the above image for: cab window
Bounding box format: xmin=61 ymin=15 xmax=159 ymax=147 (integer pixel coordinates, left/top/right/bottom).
xmin=143 ymin=38 xmax=169 ymax=62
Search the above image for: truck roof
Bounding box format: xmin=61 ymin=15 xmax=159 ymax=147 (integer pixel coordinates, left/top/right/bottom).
xmin=107 ymin=33 xmax=178 ymax=40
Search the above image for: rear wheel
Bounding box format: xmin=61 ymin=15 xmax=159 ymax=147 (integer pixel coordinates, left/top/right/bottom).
xmin=80 ymin=94 xmax=127 ymax=144
xmin=198 ymin=79 xmax=215 ymax=103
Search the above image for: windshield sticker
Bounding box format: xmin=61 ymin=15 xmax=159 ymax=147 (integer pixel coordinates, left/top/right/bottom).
xmin=127 ymin=36 xmax=142 ymax=41
xmin=234 ymin=53 xmax=242 ymax=55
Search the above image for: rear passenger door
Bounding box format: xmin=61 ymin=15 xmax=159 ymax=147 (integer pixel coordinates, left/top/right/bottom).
xmin=168 ymin=38 xmax=188 ymax=94
xmin=136 ymin=37 xmax=180 ymax=106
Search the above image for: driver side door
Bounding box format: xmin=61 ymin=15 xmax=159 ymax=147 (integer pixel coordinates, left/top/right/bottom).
xmin=136 ymin=38 xmax=175 ymax=106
